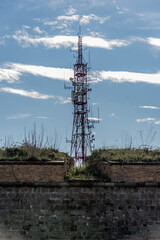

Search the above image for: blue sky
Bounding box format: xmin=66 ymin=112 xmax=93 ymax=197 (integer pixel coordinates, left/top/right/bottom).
xmin=1 ymin=0 xmax=160 ymax=151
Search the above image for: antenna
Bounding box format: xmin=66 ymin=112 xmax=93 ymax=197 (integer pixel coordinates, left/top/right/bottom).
xmin=88 ymin=51 xmax=91 ymax=71
xmin=78 ymin=25 xmax=81 ymax=36
xmin=69 ymin=32 xmax=99 ymax=164
xmin=98 ymin=107 xmax=100 ymax=123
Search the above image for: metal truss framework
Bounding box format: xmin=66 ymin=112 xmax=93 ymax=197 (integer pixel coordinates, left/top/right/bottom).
xmin=70 ymin=34 xmax=95 ymax=163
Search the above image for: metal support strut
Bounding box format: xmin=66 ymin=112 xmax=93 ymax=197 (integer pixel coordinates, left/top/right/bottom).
xmin=70 ymin=33 xmax=94 ymax=163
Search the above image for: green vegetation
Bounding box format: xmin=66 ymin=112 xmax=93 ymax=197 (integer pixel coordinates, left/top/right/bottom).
xmin=2 ymin=123 xmax=160 ymax=181
xmin=65 ymin=165 xmax=95 ymax=180
xmin=88 ymin=148 xmax=160 ymax=163
xmin=65 ymin=162 xmax=110 ymax=181
xmin=0 ymin=124 xmax=74 ymax=166
xmin=65 ymin=147 xmax=160 ymax=181
xmin=0 ymin=143 xmax=73 ymax=165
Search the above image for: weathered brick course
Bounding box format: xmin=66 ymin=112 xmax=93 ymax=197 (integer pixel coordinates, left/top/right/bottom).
xmin=0 ymin=161 xmax=65 ymax=182
xmin=99 ymin=162 xmax=160 ymax=182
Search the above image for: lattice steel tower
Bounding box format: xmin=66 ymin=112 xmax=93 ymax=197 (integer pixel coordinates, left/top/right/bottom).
xmin=70 ymin=33 xmax=95 ymax=163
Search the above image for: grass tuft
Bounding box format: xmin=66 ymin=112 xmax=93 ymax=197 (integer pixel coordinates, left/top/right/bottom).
xmin=65 ymin=163 xmax=110 ymax=181
xmin=0 ymin=144 xmax=74 ymax=167
xmin=88 ymin=148 xmax=160 ymax=163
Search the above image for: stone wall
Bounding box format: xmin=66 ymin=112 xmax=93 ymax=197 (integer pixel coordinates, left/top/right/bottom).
xmin=0 ymin=161 xmax=65 ymax=182
xmin=0 ymin=181 xmax=160 ymax=240
xmin=98 ymin=161 xmax=160 ymax=182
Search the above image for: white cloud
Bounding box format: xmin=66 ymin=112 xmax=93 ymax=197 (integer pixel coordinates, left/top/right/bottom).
xmin=96 ymin=70 xmax=160 ymax=85
xmin=13 ymin=32 xmax=78 ymax=48
xmin=109 ymin=113 xmax=118 ymax=118
xmin=109 ymin=113 xmax=115 ymax=117
xmin=80 ymin=14 xmax=109 ymax=25
xmin=7 ymin=114 xmax=31 ymax=120
xmin=88 ymin=117 xmax=102 ymax=121
xmin=0 ymin=86 xmax=71 ymax=104
xmin=56 ymin=96 xmax=71 ymax=104
xmin=0 ymin=67 xmax=21 ymax=83
xmin=155 ymin=121 xmax=160 ymax=125
xmin=36 ymin=116 xmax=48 ymax=119
xmin=0 ymin=40 xmax=4 ymax=46
xmin=0 ymin=62 xmax=74 ymax=83
xmin=3 ymin=62 xmax=160 ymax=87
xmin=33 ymin=26 xmax=44 ymax=34
xmin=13 ymin=32 xmax=129 ymax=50
xmin=136 ymin=118 xmax=155 ymax=123
xmin=43 ymin=20 xmax=57 ymax=26
xmin=65 ymin=6 xmax=77 ymax=15
xmin=0 ymin=87 xmax=55 ymax=99
xmin=57 ymin=15 xmax=79 ymax=22
xmin=6 ymin=63 xmax=74 ymax=81
xmin=12 ymin=28 xmax=160 ymax=51
xmin=89 ymin=31 xmax=104 ymax=38
xmin=147 ymin=37 xmax=160 ymax=48
xmin=43 ymin=12 xmax=108 ymax=29
xmin=139 ymin=105 xmax=160 ymax=110
xmin=83 ymin=36 xmax=128 ymax=50
xmin=23 ymin=25 xmax=30 ymax=29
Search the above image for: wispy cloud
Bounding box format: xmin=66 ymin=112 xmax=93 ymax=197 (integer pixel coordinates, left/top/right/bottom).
xmin=13 ymin=32 xmax=129 ymax=50
xmin=2 ymin=62 xmax=160 ymax=87
xmin=0 ymin=67 xmax=21 ymax=83
xmin=33 ymin=26 xmax=45 ymax=34
xmin=7 ymin=113 xmax=31 ymax=120
xmin=89 ymin=31 xmax=104 ymax=38
xmin=96 ymin=70 xmax=160 ymax=85
xmin=147 ymin=37 xmax=160 ymax=48
xmin=136 ymin=118 xmax=156 ymax=123
xmin=36 ymin=116 xmax=48 ymax=119
xmin=0 ymin=86 xmax=71 ymax=104
xmin=155 ymin=120 xmax=160 ymax=125
xmin=83 ymin=36 xmax=128 ymax=50
xmin=136 ymin=117 xmax=160 ymax=125
xmin=0 ymin=87 xmax=55 ymax=99
xmin=109 ymin=113 xmax=115 ymax=117
xmin=5 ymin=62 xmax=74 ymax=82
xmin=0 ymin=37 xmax=6 ymax=46
xmin=133 ymin=12 xmax=160 ymax=30
xmin=43 ymin=11 xmax=109 ymax=30
xmin=12 ymin=27 xmax=160 ymax=51
xmin=57 ymin=15 xmax=79 ymax=22
xmin=80 ymin=14 xmax=109 ymax=25
xmin=56 ymin=96 xmax=71 ymax=104
xmin=13 ymin=32 xmax=78 ymax=48
xmin=88 ymin=117 xmax=102 ymax=121
xmin=65 ymin=6 xmax=77 ymax=15
xmin=139 ymin=105 xmax=160 ymax=110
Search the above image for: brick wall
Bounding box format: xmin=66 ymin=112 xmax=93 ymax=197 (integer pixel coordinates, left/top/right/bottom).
xmin=0 ymin=182 xmax=160 ymax=240
xmin=1 ymin=160 xmax=160 ymax=183
xmin=98 ymin=161 xmax=160 ymax=182
xmin=0 ymin=161 xmax=65 ymax=182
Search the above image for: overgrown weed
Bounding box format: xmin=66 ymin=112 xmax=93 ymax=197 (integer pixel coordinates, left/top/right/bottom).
xmin=88 ymin=147 xmax=160 ymax=163
xmin=65 ymin=163 xmax=110 ymax=180
xmin=0 ymin=124 xmax=73 ymax=165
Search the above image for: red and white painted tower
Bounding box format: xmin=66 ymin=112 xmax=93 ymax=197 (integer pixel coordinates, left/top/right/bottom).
xmin=70 ymin=33 xmax=95 ymax=163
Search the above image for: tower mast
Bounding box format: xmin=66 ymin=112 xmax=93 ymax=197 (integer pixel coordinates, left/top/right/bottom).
xmin=70 ymin=33 xmax=94 ymax=163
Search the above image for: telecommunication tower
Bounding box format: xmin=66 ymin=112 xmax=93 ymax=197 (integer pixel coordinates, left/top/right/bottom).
xmin=69 ymin=32 xmax=97 ymax=163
